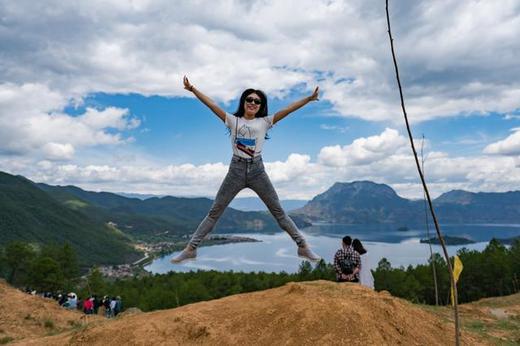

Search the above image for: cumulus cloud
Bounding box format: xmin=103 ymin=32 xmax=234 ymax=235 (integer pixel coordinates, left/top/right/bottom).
xmin=318 ymin=128 xmax=407 ymax=166
xmin=483 ymin=128 xmax=520 ymax=156
xmin=1 ymin=127 xmax=516 ymax=201
xmin=0 ymin=83 xmax=139 ymax=160
xmin=24 ymin=157 xmax=229 ymax=195
xmin=266 ymin=154 xmax=313 ymax=183
xmin=42 ymin=143 xmax=75 ymax=161
xmin=2 ymin=1 xmax=520 ymax=200
xmin=0 ymin=1 xmax=519 ymax=121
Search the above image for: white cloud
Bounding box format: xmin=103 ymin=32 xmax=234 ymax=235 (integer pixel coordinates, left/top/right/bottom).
xmin=81 ymin=107 xmax=140 ymax=131
xmin=0 ymin=1 xmax=519 ymax=122
xmin=504 ymin=114 xmax=520 ymax=120
xmin=320 ymin=124 xmax=349 ymax=133
xmin=42 ymin=143 xmax=75 ymax=161
xmin=318 ymin=128 xmax=407 ymax=166
xmin=266 ymin=154 xmax=312 ymax=183
xmin=1 ymin=128 xmax=517 ymax=202
xmin=2 ymin=1 xmax=520 ymax=201
xmin=483 ymin=128 xmax=520 ymax=156
xmin=0 ymin=83 xmax=140 ymax=160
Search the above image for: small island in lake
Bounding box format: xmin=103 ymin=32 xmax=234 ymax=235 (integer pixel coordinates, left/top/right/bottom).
xmin=420 ymin=236 xmax=475 ymax=245
xmin=204 ymin=235 xmax=262 ymax=246
xmin=397 ymin=226 xmax=409 ymax=232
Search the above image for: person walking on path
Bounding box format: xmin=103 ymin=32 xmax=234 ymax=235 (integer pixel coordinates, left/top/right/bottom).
xmin=172 ymin=76 xmax=321 ymax=263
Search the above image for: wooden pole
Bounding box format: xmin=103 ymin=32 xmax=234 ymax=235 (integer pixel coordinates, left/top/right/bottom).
xmin=385 ymin=1 xmax=460 ymax=344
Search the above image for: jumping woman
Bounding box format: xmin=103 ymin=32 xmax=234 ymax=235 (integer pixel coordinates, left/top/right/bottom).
xmin=171 ymin=76 xmax=321 ymax=263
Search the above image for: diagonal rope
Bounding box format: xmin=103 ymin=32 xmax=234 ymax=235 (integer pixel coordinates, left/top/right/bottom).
xmin=385 ymin=1 xmax=460 ymax=344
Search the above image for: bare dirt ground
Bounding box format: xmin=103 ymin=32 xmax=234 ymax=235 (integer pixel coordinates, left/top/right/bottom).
xmin=3 ymin=280 xmax=493 ymax=346
xmin=428 ymin=292 xmax=520 ymax=345
xmin=0 ymin=280 xmax=101 ymax=344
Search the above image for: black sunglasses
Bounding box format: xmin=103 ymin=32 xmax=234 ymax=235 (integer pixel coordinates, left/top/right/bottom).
xmin=245 ymin=96 xmax=262 ymax=105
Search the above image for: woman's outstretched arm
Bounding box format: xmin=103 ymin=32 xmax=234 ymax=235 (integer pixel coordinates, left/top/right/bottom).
xmin=272 ymin=86 xmax=319 ymax=125
xmin=183 ymin=76 xmax=226 ymax=122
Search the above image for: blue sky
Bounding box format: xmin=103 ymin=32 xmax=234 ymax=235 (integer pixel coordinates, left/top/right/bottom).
xmin=1 ymin=0 xmax=520 ymax=200
xmin=77 ymin=92 xmax=387 ymax=164
xmin=74 ymin=92 xmax=520 ymax=163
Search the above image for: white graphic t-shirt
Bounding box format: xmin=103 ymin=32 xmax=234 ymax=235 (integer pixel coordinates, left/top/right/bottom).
xmin=225 ymin=113 xmax=274 ymax=158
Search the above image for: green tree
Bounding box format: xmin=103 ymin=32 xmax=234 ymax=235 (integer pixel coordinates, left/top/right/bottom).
xmin=0 ymin=246 xmax=6 ymax=278
xmin=373 ymin=258 xmax=392 ymax=291
xmin=40 ymin=243 xmax=79 ymax=290
xmin=297 ymin=261 xmax=313 ymax=280
xmin=86 ymin=267 xmax=106 ymax=296
xmin=310 ymin=259 xmax=335 ymax=281
xmin=57 ymin=243 xmax=79 ymax=290
xmin=510 ymin=239 xmax=520 ymax=293
xmin=28 ymin=256 xmax=63 ymax=292
xmin=5 ymin=241 xmax=36 ymax=286
xmin=457 ymin=248 xmax=486 ymax=302
xmin=373 ymin=256 xmax=450 ymax=304
xmin=481 ymin=239 xmax=512 ymax=296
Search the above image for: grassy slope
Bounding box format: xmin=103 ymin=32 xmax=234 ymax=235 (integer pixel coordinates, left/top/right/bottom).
xmin=425 ymin=292 xmax=520 ymax=345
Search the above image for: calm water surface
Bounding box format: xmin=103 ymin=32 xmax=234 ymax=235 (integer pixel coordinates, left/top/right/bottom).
xmin=145 ymin=224 xmax=520 ymax=274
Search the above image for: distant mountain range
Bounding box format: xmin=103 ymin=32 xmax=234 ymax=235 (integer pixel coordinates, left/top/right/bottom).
xmin=3 ymin=170 xmax=520 ymax=267
xmin=116 ymin=193 xmax=307 ymax=212
xmin=291 ymin=181 xmax=520 ymax=225
xmin=36 ymin=184 xmax=309 ymax=240
xmin=0 ymin=172 xmax=140 ymax=267
xmin=0 ymin=171 xmax=311 ymax=266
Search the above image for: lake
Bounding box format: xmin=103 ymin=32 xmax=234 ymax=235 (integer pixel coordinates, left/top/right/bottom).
xmin=145 ymin=223 xmax=520 ymax=274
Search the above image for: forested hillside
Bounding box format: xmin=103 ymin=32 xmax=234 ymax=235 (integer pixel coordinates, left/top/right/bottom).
xmin=0 ymin=172 xmax=139 ymax=267
xmin=38 ymin=183 xmax=310 ymax=241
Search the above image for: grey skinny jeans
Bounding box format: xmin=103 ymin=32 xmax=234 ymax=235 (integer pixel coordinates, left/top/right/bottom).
xmin=188 ymin=155 xmax=307 ymax=249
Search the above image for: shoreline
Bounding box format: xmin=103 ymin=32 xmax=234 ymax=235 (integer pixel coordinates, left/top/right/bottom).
xmin=98 ymin=235 xmax=262 ymax=279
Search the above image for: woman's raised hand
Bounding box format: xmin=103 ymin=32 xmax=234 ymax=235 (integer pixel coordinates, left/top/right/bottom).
xmin=183 ymin=75 xmax=194 ymax=92
xmin=309 ymin=86 xmax=319 ymax=101
xmin=182 ymin=75 xmax=226 ymax=122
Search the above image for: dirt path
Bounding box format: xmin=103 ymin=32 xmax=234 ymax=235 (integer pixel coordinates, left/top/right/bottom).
xmin=428 ymin=292 xmax=520 ymax=345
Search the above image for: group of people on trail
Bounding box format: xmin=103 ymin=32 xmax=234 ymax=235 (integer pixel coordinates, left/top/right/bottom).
xmin=23 ymin=289 xmax=123 ymax=317
xmin=169 ymin=77 xmax=375 ymax=290
xmin=22 ymin=289 xmax=123 ymax=317
xmin=333 ymin=236 xmax=373 ymax=288
xmin=60 ymin=294 xmax=122 ymax=318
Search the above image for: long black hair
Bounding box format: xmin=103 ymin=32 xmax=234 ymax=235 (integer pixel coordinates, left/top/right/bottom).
xmin=352 ymin=238 xmax=367 ymax=255
xmin=233 ymin=88 xmax=268 ymax=118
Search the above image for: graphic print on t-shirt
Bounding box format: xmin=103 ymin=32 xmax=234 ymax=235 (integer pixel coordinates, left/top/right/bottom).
xmin=235 ymin=124 xmax=256 ymax=157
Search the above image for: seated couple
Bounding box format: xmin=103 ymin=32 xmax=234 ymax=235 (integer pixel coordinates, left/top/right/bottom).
xmin=333 ymin=236 xmax=374 ymax=288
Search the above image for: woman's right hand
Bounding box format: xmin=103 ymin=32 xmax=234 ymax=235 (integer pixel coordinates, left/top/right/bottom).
xmin=182 ymin=75 xmax=226 ymax=122
xmin=183 ymin=75 xmax=194 ymax=92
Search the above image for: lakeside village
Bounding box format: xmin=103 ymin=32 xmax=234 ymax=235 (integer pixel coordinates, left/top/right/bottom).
xmin=96 ymin=224 xmax=261 ymax=279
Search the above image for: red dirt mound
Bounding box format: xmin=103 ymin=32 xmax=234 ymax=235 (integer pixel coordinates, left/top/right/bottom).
xmin=17 ymin=280 xmax=487 ymax=345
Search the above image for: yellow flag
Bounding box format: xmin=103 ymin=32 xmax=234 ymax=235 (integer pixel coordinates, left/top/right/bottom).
xmin=451 ymin=255 xmax=463 ymax=306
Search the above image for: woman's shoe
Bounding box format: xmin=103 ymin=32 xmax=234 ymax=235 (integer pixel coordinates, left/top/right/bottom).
xmin=297 ymin=245 xmax=321 ymax=262
xmin=170 ymin=246 xmax=197 ymax=263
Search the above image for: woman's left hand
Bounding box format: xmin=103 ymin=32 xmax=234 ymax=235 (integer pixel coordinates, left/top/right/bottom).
xmin=308 ymin=86 xmax=319 ymax=101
